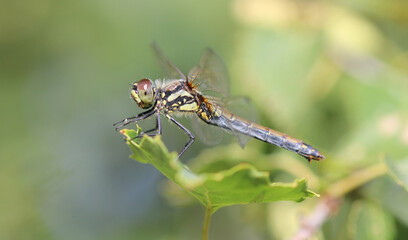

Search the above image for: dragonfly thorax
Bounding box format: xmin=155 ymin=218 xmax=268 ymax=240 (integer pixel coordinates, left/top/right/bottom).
xmin=131 ymin=78 xmax=157 ymax=109
xmin=159 ymin=80 xmax=200 ymax=113
xmin=116 ymin=44 xmax=325 ymax=162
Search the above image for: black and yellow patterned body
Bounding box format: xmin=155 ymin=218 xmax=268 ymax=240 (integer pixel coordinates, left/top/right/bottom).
xmin=155 ymin=79 xmax=324 ymax=162
xmin=115 ymin=44 xmax=324 ymax=162
xmin=157 ymin=80 xmax=200 ymax=114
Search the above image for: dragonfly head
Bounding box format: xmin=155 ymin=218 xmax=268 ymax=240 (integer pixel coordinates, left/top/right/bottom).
xmin=131 ymin=78 xmax=156 ymax=109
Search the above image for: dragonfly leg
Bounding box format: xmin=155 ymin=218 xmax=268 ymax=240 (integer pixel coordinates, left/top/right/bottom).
xmin=166 ymin=114 xmax=195 ymax=158
xmin=113 ymin=109 xmax=157 ymax=130
xmin=131 ymin=112 xmax=162 ymax=139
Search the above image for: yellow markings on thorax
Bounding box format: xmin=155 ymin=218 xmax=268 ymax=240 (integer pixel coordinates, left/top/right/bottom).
xmin=166 ymin=93 xmax=178 ymax=102
xmin=179 ymin=102 xmax=199 ymax=111
xmin=201 ymin=112 xmax=209 ymax=121
xmin=167 ymin=89 xmax=191 ymax=102
xmin=164 ymin=88 xmax=198 ymax=112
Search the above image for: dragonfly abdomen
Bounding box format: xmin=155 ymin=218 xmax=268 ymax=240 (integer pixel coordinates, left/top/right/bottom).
xmin=222 ymin=112 xmax=324 ymax=162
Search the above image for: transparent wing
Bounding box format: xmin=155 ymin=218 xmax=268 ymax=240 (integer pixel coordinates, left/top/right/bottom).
xmin=192 ymin=97 xmax=258 ymax=148
xmin=151 ymin=42 xmax=186 ymax=80
xmin=187 ymin=48 xmax=230 ymax=98
xmin=223 ymin=97 xmax=259 ymax=148
xmin=191 ymin=114 xmax=224 ymax=146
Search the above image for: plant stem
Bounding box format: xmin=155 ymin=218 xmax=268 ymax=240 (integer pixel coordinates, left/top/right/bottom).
xmin=326 ymin=162 xmax=387 ymax=197
xmin=202 ymin=206 xmax=213 ymax=240
xmin=291 ymin=162 xmax=388 ymax=240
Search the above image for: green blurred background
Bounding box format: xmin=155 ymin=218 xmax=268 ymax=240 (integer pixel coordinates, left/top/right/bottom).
xmin=1 ymin=0 xmax=408 ymax=239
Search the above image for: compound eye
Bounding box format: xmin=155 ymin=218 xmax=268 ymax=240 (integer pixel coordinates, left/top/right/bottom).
xmin=137 ymin=78 xmax=152 ymax=93
xmin=134 ymin=78 xmax=155 ymax=108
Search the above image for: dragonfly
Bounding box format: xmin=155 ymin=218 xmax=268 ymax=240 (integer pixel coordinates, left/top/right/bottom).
xmin=114 ymin=43 xmax=325 ymax=163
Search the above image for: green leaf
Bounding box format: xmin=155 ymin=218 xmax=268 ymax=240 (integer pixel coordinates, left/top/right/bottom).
xmin=120 ymin=129 xmax=318 ymax=212
xmin=385 ymin=157 xmax=408 ymax=191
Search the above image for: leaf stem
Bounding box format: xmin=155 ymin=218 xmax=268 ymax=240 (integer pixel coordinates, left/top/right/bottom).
xmin=202 ymin=206 xmax=213 ymax=240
